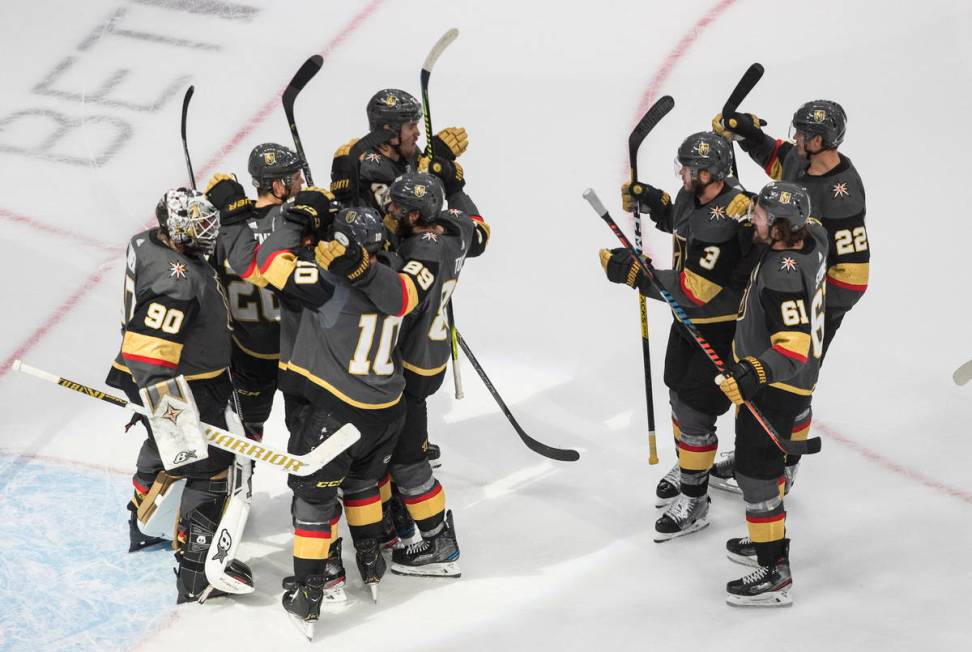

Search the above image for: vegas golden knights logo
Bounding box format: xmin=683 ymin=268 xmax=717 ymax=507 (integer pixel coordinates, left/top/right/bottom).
xmin=812 ymin=109 xmax=826 ymax=123
xmin=263 ymin=151 xmax=277 ymax=166
xmin=345 ymin=210 xmax=358 ymax=223
xmin=695 ymin=141 xmax=711 ymax=157
xmin=383 ymin=94 xmax=398 ymax=107
xmin=779 ymin=191 xmax=792 ymax=204
xmin=414 ymin=184 xmax=427 ymax=197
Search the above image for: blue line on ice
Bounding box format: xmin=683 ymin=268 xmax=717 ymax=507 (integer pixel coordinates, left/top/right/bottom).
xmin=0 ymin=455 xmax=175 ymax=652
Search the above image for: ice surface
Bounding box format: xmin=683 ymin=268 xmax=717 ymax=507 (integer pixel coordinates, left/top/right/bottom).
xmin=1 ymin=0 xmax=971 ymax=650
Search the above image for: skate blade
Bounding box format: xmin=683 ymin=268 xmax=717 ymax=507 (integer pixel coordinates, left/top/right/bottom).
xmin=286 ymin=612 xmax=317 ymax=641
xmin=709 ymin=477 xmax=743 ymax=495
xmin=390 ymin=561 xmax=461 ymax=578
xmin=725 ymin=590 xmax=792 ymax=608
xmin=726 ymin=552 xmax=760 ymax=568
xmin=653 ymin=518 xmax=710 ymax=543
xmin=368 ymin=582 xmax=379 ymax=603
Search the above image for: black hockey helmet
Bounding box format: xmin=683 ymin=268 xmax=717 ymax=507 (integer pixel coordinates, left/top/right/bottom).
xmin=155 ymin=187 xmax=220 ymax=255
xmin=331 ymin=207 xmax=385 ymax=254
xmin=756 ymin=181 xmax=811 ymax=231
xmin=366 ymin=89 xmax=422 ymax=133
xmin=790 ymin=100 xmax=846 ymax=149
xmin=676 ymin=131 xmax=732 ymax=181
xmin=388 ymin=172 xmax=444 ymax=224
xmin=247 ymin=143 xmax=303 ymax=192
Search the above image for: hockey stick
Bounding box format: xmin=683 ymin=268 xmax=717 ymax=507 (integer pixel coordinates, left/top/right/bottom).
xmin=722 ymin=63 xmax=764 ymax=179
xmin=420 ymin=28 xmax=464 ymax=399
xmin=11 ymin=360 xmax=360 ymax=474
xmin=582 ymin=190 xmax=821 ymax=457
xmin=455 ymin=331 xmax=579 ymax=462
xmin=283 ymin=55 xmax=323 ymax=186
xmin=181 ymin=85 xmax=197 ymax=190
xmin=627 ymin=95 xmax=674 ymax=464
xmin=953 ymin=360 xmax=972 ymax=386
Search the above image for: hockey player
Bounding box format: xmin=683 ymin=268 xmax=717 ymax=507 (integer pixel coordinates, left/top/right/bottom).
xmin=384 ymin=171 xmax=489 ymax=577
xmin=211 ymin=143 xmax=304 ymax=439
xmin=711 ymin=100 xmax=866 ymax=490
xmin=105 ymin=188 xmax=251 ymax=603
xmin=600 ymin=132 xmax=755 ymax=541
xmin=714 ymin=181 xmax=828 ymax=607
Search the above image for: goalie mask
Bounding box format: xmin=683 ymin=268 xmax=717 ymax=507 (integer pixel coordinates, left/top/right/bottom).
xmin=155 ymin=188 xmax=220 ymax=256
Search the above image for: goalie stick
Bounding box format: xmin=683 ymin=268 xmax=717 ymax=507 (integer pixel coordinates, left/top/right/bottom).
xmin=283 ymin=54 xmax=323 ymax=185
xmin=582 ymin=189 xmax=821 ymax=457
xmin=11 ymin=360 xmax=360 ymax=475
xmin=627 ymin=95 xmax=675 ymax=464
xmin=181 ymin=85 xmax=197 ymax=190
xmin=722 ymin=63 xmax=764 ymax=180
xmin=954 ymin=360 xmax=972 ymax=386
xmin=420 ymin=28 xmax=464 ymax=400
xmin=455 ymin=331 xmax=580 ymax=462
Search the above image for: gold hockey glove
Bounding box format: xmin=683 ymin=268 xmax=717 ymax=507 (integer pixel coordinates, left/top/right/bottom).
xmin=432 ymin=127 xmax=468 ymax=159
xmin=715 ymin=356 xmax=768 ymax=405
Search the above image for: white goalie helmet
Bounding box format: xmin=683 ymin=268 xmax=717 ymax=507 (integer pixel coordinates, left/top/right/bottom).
xmin=155 ymin=188 xmax=220 ymax=256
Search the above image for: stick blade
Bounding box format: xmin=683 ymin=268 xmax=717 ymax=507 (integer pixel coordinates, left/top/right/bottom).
xmin=628 ymin=95 xmax=675 ymax=165
xmin=723 ymin=63 xmax=764 ymax=115
xmin=953 ymin=359 xmax=972 ymax=385
xmin=423 ymin=28 xmax=459 ymax=73
xmin=290 ymin=423 xmax=360 ymax=476
xmin=181 ymin=85 xmax=194 ymax=139
xmin=283 ymin=54 xmax=324 ymax=111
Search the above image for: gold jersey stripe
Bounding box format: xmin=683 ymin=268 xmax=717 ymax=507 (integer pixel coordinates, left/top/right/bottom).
xmin=677 ymin=312 xmax=737 ymax=325
xmin=232 ymin=335 xmax=280 ymax=360
xmin=680 ymin=268 xmax=723 ymax=305
xmin=747 ymin=515 xmax=786 ymax=543
xmin=399 ymin=274 xmax=420 ymax=316
xmin=293 ymin=534 xmax=331 ymax=560
xmin=283 ymin=361 xmax=402 ymax=410
xmin=261 ymin=251 xmax=298 ymax=291
xmin=402 ymin=360 xmax=449 ymax=376
xmin=111 ymin=360 xmax=225 ymax=381
xmin=770 ymin=330 xmax=811 ymax=360
xmin=768 ymin=381 xmax=815 ymax=396
xmin=827 ymin=262 xmax=869 ymax=288
xmin=122 ymin=331 xmax=183 ymax=366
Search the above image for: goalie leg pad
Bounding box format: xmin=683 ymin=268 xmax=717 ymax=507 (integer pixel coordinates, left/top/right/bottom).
xmin=135 ymin=471 xmax=186 ymax=540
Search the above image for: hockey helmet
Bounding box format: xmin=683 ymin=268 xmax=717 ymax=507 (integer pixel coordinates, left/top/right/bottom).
xmin=155 ymin=188 xmax=220 ymax=255
xmin=332 ymin=207 xmax=385 ymax=254
xmin=366 ymin=89 xmax=422 ymax=133
xmin=248 ymin=143 xmax=303 ymax=192
xmin=676 ymin=131 xmax=732 ymax=181
xmin=388 ymin=172 xmax=444 ymax=224
xmin=790 ymin=100 xmax=847 ymax=149
xmin=755 ymin=181 xmax=811 ymax=231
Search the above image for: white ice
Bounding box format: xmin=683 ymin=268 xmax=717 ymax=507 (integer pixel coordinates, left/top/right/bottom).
xmin=1 ymin=1 xmax=970 ymax=650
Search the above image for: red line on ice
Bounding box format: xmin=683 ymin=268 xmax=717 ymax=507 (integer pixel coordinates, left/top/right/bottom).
xmin=815 ymin=422 xmax=972 ymax=506
xmin=0 ymin=207 xmax=119 ymax=252
xmin=0 ymin=0 xmax=389 ymax=382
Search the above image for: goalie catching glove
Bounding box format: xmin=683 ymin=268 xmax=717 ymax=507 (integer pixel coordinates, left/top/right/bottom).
xmin=715 ymin=356 xmax=769 ymax=405
xmin=205 ymin=174 xmax=253 ymax=226
xmin=138 ymin=375 xmax=208 ymax=471
xmin=599 ymin=247 xmax=651 ymax=290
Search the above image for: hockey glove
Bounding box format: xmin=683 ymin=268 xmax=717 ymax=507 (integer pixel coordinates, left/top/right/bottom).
xmin=315 ymin=230 xmax=371 ymax=282
xmin=599 ymin=247 xmax=650 ymax=289
xmin=712 ymin=112 xmax=767 ymax=142
xmin=283 ymin=187 xmax=340 ymax=239
xmin=138 ymin=375 xmax=208 ymax=471
xmin=205 ymin=173 xmax=253 ymax=226
xmin=432 ymin=127 xmax=468 ymax=160
xmin=715 ymin=356 xmax=768 ymax=406
xmin=421 ymin=156 xmax=466 ymax=195
xmin=621 ymin=180 xmax=670 ymax=216
xmin=726 ymin=192 xmax=755 ymax=220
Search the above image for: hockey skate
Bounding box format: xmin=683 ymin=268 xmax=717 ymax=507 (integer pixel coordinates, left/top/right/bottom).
xmin=128 ymin=506 xmax=165 ymax=553
xmin=726 ymin=536 xmax=759 ymax=567
xmin=726 ymin=551 xmax=793 ymax=608
xmin=655 ymin=462 xmax=680 ymax=507
xmin=354 ymin=537 xmax=386 ymax=602
xmin=427 ymin=442 xmax=442 ymax=469
xmin=282 ymin=575 xmax=326 ymax=640
xmin=708 ymin=452 xmax=742 ymax=495
xmin=391 ymin=510 xmax=461 ymax=578
xmin=653 ymin=494 xmax=710 ymax=542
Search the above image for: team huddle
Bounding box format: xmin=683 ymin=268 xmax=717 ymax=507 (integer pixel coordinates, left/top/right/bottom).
xmin=600 ymin=98 xmax=867 ymax=606
xmin=107 ymin=87 xmax=490 ymax=636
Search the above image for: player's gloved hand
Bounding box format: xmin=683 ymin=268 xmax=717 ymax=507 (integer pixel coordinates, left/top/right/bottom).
xmin=726 ymin=192 xmax=755 ymax=220
xmin=715 ymin=356 xmax=768 ymax=405
xmin=599 ymin=247 xmax=650 ymax=288
xmin=712 ymin=112 xmax=767 ymax=142
xmin=283 ymin=187 xmax=340 ymax=238
xmin=432 ymin=127 xmax=468 ymax=160
xmin=420 ymin=156 xmax=465 ymax=194
xmin=315 ymin=229 xmax=370 ymax=282
xmin=205 ymin=173 xmax=253 ymax=226
xmin=621 ymin=180 xmax=670 ymax=215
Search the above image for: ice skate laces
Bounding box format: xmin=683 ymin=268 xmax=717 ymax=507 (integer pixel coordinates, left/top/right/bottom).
xmin=404 ymin=537 xmax=431 ymax=555
xmin=741 ymin=565 xmax=769 ymax=586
